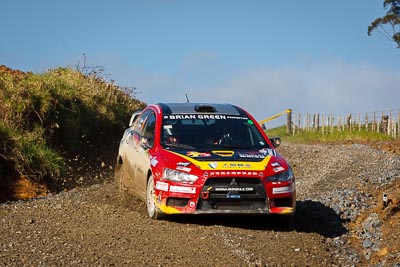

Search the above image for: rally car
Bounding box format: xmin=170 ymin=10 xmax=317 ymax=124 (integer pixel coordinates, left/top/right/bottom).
xmin=115 ymin=103 xmax=296 ymax=219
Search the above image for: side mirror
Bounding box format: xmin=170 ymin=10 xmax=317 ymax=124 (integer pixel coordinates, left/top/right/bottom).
xmin=140 ymin=137 xmax=154 ymax=148
xmin=146 ymin=138 xmax=154 ymax=148
xmin=269 ymin=137 xmax=281 ymax=148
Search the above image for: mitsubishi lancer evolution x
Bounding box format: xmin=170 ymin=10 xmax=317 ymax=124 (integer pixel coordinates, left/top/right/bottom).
xmin=115 ymin=103 xmax=296 ymax=219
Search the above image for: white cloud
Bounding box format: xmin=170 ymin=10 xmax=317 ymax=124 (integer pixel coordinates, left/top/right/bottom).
xmin=185 ymin=61 xmax=400 ymax=121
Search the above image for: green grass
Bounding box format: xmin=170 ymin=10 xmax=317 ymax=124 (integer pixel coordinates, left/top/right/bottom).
xmin=265 ymin=125 xmax=394 ymax=144
xmin=0 ymin=65 xmax=145 ymax=188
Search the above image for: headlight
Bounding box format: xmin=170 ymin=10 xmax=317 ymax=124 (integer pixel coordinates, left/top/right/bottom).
xmin=163 ymin=168 xmax=198 ymax=183
xmin=267 ymin=168 xmax=294 ymax=182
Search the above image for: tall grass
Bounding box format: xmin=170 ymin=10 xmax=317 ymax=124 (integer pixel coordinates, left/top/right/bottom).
xmin=0 ymin=65 xmax=145 ymax=188
xmin=265 ymin=125 xmax=393 ymax=143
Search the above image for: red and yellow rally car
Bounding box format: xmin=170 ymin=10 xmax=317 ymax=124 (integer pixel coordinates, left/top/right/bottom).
xmin=115 ymin=103 xmax=296 ymax=219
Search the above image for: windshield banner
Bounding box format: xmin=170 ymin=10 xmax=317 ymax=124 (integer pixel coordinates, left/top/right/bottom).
xmin=163 ymin=114 xmax=248 ymax=120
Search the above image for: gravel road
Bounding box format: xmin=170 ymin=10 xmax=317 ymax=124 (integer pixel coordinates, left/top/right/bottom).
xmin=1 ymin=143 xmax=400 ymax=266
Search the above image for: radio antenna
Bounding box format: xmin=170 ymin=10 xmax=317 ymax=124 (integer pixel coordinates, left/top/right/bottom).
xmin=185 ymin=93 xmax=190 ymax=103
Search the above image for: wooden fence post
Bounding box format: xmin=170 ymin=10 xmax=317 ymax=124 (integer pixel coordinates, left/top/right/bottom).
xmin=347 ymin=114 xmax=352 ymax=131
xmin=297 ymin=113 xmax=301 ymax=134
xmin=380 ymin=114 xmax=388 ymax=134
xmin=389 ymin=110 xmax=392 ymax=136
xmin=292 ymin=113 xmax=296 ymax=135
xmin=397 ymin=109 xmax=400 ymax=140
xmin=312 ymin=114 xmax=315 ymax=131
xmin=286 ymin=109 xmax=292 ymax=135
xmin=327 ymin=115 xmax=330 ymax=132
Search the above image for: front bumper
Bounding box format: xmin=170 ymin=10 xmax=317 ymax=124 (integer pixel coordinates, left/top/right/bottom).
xmin=155 ymin=177 xmax=296 ymax=215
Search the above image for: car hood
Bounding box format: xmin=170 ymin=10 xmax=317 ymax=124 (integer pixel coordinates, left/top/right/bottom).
xmin=162 ymin=147 xmax=277 ymax=162
xmin=156 ymin=147 xmax=288 ymax=176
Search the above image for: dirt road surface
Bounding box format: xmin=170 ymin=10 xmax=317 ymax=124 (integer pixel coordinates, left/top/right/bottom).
xmin=1 ymin=143 xmax=400 ymax=266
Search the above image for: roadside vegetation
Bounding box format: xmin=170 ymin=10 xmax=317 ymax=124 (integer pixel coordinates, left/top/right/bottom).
xmin=0 ymin=64 xmax=145 ymax=201
xmin=265 ymin=125 xmax=394 ymax=144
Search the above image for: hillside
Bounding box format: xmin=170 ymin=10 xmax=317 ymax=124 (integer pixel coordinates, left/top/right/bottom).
xmin=0 ymin=65 xmax=145 ymax=201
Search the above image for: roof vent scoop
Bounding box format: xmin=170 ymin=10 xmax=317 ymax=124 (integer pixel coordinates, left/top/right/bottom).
xmin=194 ymin=105 xmax=216 ymax=112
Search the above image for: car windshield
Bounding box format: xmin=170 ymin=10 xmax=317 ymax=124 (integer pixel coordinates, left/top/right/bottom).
xmin=161 ymin=114 xmax=268 ymax=150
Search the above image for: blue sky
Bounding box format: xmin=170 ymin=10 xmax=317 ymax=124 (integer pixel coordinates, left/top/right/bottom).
xmin=1 ymin=0 xmax=399 ymax=121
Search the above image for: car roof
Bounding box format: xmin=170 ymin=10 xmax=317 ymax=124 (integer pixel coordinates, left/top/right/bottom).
xmin=157 ymin=103 xmax=245 ymax=116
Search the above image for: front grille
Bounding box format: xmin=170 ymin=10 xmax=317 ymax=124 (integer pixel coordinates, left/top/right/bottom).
xmin=197 ymin=199 xmax=266 ymax=211
xmin=197 ymin=177 xmax=267 ymax=211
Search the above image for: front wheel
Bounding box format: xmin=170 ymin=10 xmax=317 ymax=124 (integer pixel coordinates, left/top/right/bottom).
xmin=146 ymin=175 xmax=164 ymax=220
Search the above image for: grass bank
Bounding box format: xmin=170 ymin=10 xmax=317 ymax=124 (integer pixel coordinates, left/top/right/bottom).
xmin=0 ymin=65 xmax=145 ymax=201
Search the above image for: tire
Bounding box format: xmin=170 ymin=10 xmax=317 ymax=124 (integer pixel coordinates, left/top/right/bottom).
xmin=146 ymin=175 xmax=164 ymax=220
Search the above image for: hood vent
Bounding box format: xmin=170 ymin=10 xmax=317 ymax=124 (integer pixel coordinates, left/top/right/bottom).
xmin=212 ymin=150 xmax=235 ymax=157
xmin=194 ymin=105 xmax=216 ymax=112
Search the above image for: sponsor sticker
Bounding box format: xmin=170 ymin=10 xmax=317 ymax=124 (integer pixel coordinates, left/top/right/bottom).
xmin=209 ymin=171 xmax=260 ymax=177
xmin=273 ymin=167 xmax=285 ymax=173
xmin=221 ymin=163 xmax=252 ymax=169
xmin=214 ymin=187 xmax=254 ymax=192
xmin=164 ymin=114 xmax=227 ymax=120
xmin=176 ymin=166 xmax=191 ymax=172
xmin=271 ymin=162 xmax=281 ymax=167
xmin=272 ymin=186 xmax=292 ymax=194
xmin=208 ymin=162 xmax=218 ymax=169
xmin=164 ymin=114 xmax=250 ymax=120
xmin=150 ymin=156 xmax=158 ymax=167
xmin=226 ymin=116 xmax=248 ymax=120
xmin=170 ymin=185 xmax=196 ymax=194
xmin=177 ymin=162 xmax=191 ymax=167
xmin=155 ymin=181 xmax=169 ymax=191
xmin=238 ymin=153 xmax=265 ymax=159
xmin=187 ymin=151 xmax=211 ymax=157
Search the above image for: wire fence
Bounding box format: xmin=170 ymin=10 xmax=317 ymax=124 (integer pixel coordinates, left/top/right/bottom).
xmin=262 ymin=115 xmax=288 ymax=130
xmin=291 ymin=109 xmax=400 ymax=139
xmin=260 ymin=108 xmax=400 ymax=139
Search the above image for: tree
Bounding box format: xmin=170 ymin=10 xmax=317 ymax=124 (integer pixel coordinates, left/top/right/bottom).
xmin=368 ymin=0 xmax=400 ymax=48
